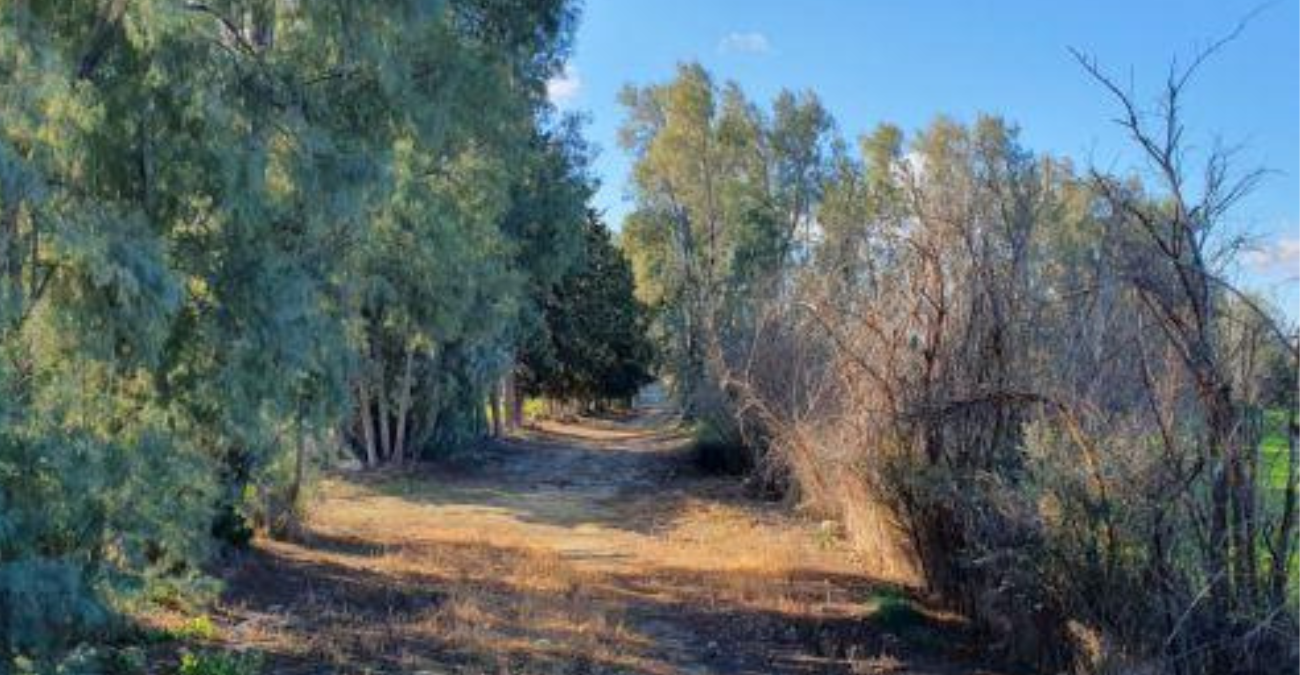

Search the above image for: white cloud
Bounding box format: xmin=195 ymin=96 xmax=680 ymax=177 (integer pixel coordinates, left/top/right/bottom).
xmin=546 ymin=64 xmax=581 ymax=107
xmin=718 ymin=31 xmax=771 ymax=55
xmin=1243 ymin=234 xmax=1300 ymax=274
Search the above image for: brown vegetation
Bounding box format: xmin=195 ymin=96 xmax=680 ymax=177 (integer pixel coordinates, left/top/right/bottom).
xmin=709 ymin=42 xmax=1299 ymax=675
xmin=161 ymin=411 xmax=1001 ymax=674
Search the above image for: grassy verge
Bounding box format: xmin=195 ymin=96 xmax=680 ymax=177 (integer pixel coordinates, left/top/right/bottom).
xmin=1261 ymin=408 xmax=1293 ymax=493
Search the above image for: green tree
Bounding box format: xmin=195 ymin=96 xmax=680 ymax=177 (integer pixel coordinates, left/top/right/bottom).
xmin=0 ymin=0 xmax=586 ymax=656
xmin=618 ymin=64 xmax=832 ymax=425
xmin=521 ymin=213 xmax=654 ymax=407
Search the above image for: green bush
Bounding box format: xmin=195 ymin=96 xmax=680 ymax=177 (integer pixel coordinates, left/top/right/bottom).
xmin=104 ymin=647 xmax=146 ymax=675
xmin=0 ymin=426 xmax=215 ymax=658
xmin=692 ymin=418 xmax=751 ymax=475
xmin=176 ymin=650 xmax=262 ymax=675
xmin=0 ymin=560 xmax=108 ymax=655
xmin=172 ymin=617 xmax=218 ymax=642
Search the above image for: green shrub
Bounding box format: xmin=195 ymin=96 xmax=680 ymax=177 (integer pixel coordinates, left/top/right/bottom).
xmin=692 ymin=419 xmax=751 ymax=475
xmin=864 ymin=588 xmax=924 ymax=632
xmin=104 ymin=646 xmax=146 ymax=675
xmin=173 ymin=616 xmax=218 ymax=642
xmin=176 ymin=650 xmax=262 ymax=675
xmin=7 ymin=643 xmax=111 ymax=675
xmin=0 ymin=560 xmax=108 ymax=655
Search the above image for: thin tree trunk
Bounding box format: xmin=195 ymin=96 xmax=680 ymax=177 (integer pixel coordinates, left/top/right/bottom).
xmin=393 ymin=344 xmax=415 ymax=465
xmin=357 ymin=380 xmax=378 ymax=468
xmin=504 ymin=368 xmax=521 ymax=430
xmin=376 ymin=360 xmax=393 ymax=461
xmin=1 ymin=194 xmax=21 ymax=292
xmin=1204 ymin=383 xmax=1238 ymax=614
xmin=1238 ymin=407 xmax=1261 ymax=604
xmin=488 ymin=385 xmax=502 ymax=438
xmin=76 ymin=0 xmax=128 ymax=80
xmin=289 ymin=429 xmax=311 ymax=507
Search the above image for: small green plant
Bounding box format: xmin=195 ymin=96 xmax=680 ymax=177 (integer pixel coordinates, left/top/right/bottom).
xmin=174 ymin=615 xmax=219 ymax=641
xmin=864 ymin=588 xmax=924 ymax=632
xmin=105 ymin=646 xmax=147 ymax=675
xmin=522 ymin=396 xmax=547 ymax=421
xmin=813 ymin=520 xmax=839 ymax=550
xmin=8 ymin=644 xmax=110 ymax=675
xmin=177 ymin=650 xmax=262 ymax=675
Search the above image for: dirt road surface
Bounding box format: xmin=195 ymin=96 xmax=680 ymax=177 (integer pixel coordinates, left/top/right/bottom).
xmin=207 ymin=404 xmax=1000 ymax=674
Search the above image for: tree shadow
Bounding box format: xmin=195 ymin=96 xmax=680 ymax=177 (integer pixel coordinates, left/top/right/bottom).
xmin=347 ymin=428 xmax=708 ymax=535
xmin=212 ymin=532 xmax=1006 ymax=675
xmin=236 ymin=415 xmax=1011 ymax=673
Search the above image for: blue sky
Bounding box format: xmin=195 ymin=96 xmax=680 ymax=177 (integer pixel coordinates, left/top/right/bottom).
xmin=549 ymin=0 xmax=1299 ymax=318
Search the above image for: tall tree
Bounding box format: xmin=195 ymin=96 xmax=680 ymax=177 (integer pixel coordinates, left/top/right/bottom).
xmin=520 ymin=212 xmax=654 ymax=408
xmin=0 ymin=0 xmax=587 ymax=655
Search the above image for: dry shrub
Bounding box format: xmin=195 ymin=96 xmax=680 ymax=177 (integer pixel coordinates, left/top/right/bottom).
xmin=713 ymin=110 xmax=1299 ymax=674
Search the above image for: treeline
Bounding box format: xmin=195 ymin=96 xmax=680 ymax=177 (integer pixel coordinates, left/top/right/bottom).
xmin=620 ymin=62 xmax=1298 ymax=673
xmin=0 ymin=0 xmax=653 ymax=660
xmin=519 ymin=211 xmax=655 ymax=414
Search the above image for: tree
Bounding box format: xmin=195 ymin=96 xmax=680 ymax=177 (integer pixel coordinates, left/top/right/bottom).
xmin=1074 ymin=32 xmax=1299 ymax=654
xmin=621 ymin=45 xmax=1297 ymax=670
xmin=520 ymin=213 xmax=654 ymax=408
xmin=619 ymin=64 xmax=832 ymax=424
xmin=0 ymin=0 xmax=586 ymax=657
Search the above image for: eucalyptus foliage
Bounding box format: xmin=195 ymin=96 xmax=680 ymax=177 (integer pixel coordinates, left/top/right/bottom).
xmin=0 ymin=0 xmax=585 ymax=656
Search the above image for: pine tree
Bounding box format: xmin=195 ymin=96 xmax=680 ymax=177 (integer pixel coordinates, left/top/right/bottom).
xmin=521 ymin=213 xmax=654 ymax=408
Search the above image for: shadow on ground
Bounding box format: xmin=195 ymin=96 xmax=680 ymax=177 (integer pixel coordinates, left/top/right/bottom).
xmin=206 ymin=411 xmax=1005 ymax=675
xmin=220 ymin=535 xmax=988 ymax=675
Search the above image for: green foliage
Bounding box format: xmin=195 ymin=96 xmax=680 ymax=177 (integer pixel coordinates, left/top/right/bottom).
xmin=520 ymin=213 xmax=654 ymax=405
xmin=863 ymin=588 xmax=925 ymax=633
xmin=104 ymin=647 xmax=146 ymax=675
xmin=176 ymin=650 xmax=261 ymax=675
xmin=5 ymin=643 xmax=150 ymax=675
xmin=0 ymin=0 xmax=586 ymax=657
xmin=0 ymin=560 xmax=108 ymax=654
xmin=619 ymin=63 xmax=833 ymax=418
xmin=172 ymin=616 xmax=218 ymax=643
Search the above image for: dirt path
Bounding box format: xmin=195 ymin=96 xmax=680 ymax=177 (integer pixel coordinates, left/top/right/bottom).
xmin=210 ymin=405 xmax=997 ymax=674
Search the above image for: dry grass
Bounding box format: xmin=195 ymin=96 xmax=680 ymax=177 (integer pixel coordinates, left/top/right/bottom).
xmin=178 ymin=412 xmax=991 ymax=674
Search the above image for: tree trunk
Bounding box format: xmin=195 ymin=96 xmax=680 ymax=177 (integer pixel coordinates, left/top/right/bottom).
xmin=376 ymin=359 xmax=393 ymax=461
xmin=488 ymin=385 xmax=503 ymax=438
xmin=357 ymin=380 xmax=378 ymax=468
xmin=1 ymin=193 xmax=21 ymax=294
xmin=1237 ymin=406 xmax=1262 ymax=604
xmin=393 ymin=344 xmax=415 ymax=465
xmin=289 ymin=429 xmax=311 ymax=508
xmin=505 ymin=367 xmax=522 ymax=430
xmin=1203 ymin=381 xmax=1240 ymax=614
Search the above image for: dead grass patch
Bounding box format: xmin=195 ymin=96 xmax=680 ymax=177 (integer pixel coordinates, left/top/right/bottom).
xmin=151 ymin=414 xmax=998 ymax=674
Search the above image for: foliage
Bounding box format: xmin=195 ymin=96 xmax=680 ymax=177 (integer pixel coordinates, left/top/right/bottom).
xmin=0 ymin=0 xmax=589 ymax=658
xmin=520 ymin=213 xmax=654 ymax=406
xmin=176 ymin=650 xmax=261 ymax=675
xmin=618 ymin=65 xmax=832 ymax=471
xmin=620 ymin=61 xmax=1300 ymax=673
xmin=172 ymin=616 xmax=218 ymax=643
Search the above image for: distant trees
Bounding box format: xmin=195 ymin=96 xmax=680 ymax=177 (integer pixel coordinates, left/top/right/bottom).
xmin=520 ymin=212 xmax=655 ymax=411
xmin=618 ymin=65 xmax=832 ymax=434
xmin=346 ymin=118 xmax=592 ymax=466
xmin=0 ymin=0 xmax=589 ymax=659
xmin=620 ymin=59 xmax=1298 ymax=673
